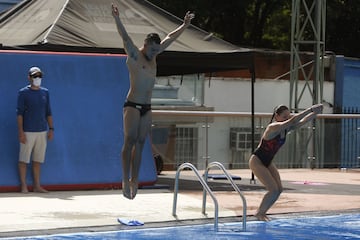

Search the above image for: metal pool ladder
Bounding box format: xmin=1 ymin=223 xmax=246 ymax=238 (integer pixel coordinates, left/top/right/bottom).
xmin=203 ymin=161 xmax=247 ymax=231
xmin=172 ymin=162 xmax=246 ymax=232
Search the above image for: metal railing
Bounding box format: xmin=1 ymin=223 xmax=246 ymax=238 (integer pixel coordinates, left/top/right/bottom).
xmin=203 ymin=162 xmax=246 ymax=231
xmin=172 ymin=162 xmax=247 ymax=232
xmin=152 ymin=110 xmax=360 ymax=170
xmin=172 ymin=162 xmax=219 ymax=231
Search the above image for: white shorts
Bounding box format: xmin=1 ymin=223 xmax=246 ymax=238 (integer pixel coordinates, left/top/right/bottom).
xmin=19 ymin=131 xmax=47 ymax=164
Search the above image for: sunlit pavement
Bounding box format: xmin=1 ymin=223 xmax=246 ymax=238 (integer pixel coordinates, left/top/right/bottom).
xmin=0 ymin=168 xmax=359 ymax=238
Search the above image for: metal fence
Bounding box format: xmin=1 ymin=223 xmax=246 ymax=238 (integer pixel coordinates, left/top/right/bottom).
xmin=341 ymin=107 xmax=360 ymax=168
xmin=151 ymin=110 xmax=360 ymax=170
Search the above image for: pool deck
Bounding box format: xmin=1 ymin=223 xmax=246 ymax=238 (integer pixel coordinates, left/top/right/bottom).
xmin=0 ymin=168 xmax=359 ymax=238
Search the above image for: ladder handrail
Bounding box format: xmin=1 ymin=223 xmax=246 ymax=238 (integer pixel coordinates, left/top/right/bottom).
xmin=172 ymin=162 xmax=219 ymax=231
xmin=203 ymin=161 xmax=247 ymax=231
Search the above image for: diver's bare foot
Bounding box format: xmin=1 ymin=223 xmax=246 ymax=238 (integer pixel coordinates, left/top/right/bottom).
xmin=122 ymin=180 xmax=132 ymax=199
xmin=33 ymin=187 xmax=49 ymax=193
xmin=130 ymin=180 xmax=138 ymax=199
xmin=21 ymin=185 xmax=29 ymax=193
xmin=254 ymin=213 xmax=270 ymax=221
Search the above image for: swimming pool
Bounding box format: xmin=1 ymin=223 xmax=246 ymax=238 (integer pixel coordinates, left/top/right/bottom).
xmin=4 ymin=213 xmax=360 ymax=240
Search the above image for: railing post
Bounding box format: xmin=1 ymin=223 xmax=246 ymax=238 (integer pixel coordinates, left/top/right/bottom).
xmin=202 ymin=117 xmax=210 ymax=167
xmin=172 ymin=163 xmax=219 ymax=231
xmin=204 ymin=161 xmax=247 ymax=231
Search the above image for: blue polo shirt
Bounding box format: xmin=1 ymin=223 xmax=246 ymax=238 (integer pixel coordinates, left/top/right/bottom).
xmin=16 ymin=86 xmax=52 ymax=132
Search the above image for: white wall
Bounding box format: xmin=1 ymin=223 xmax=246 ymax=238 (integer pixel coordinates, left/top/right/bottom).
xmin=153 ymin=76 xmax=335 ymax=169
xmin=196 ymin=77 xmax=335 ymax=169
xmin=204 ymin=77 xmax=334 ymax=113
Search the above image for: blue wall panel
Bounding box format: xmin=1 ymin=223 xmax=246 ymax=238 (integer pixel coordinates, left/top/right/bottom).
xmin=0 ymin=50 xmax=157 ymax=190
xmin=334 ymin=56 xmax=360 ymax=168
xmin=343 ymin=58 xmax=360 ymax=108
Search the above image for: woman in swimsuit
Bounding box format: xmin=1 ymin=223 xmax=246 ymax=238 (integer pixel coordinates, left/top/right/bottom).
xmin=249 ymin=103 xmax=323 ymax=221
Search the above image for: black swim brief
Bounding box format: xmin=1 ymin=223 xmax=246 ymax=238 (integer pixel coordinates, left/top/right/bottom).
xmin=123 ymin=100 xmax=151 ymax=116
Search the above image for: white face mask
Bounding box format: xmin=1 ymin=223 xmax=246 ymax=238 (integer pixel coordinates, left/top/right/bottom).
xmin=32 ymin=77 xmax=42 ymax=87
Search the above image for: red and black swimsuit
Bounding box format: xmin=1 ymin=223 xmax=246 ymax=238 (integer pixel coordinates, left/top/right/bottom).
xmin=253 ymin=132 xmax=286 ymax=167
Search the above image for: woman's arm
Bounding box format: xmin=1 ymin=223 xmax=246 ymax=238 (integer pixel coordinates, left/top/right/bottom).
xmin=264 ymin=104 xmax=323 ymax=139
xmin=289 ymin=103 xmax=323 ymax=130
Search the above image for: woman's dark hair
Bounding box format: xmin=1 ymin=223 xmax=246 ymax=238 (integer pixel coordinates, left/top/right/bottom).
xmin=145 ymin=33 xmax=161 ymax=44
xmin=270 ymin=104 xmax=289 ymax=123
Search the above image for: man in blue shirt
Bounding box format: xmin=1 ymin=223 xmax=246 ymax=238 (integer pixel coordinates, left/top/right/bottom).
xmin=17 ymin=66 xmax=54 ymax=193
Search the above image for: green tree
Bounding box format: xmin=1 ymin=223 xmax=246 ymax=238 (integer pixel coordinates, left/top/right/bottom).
xmin=149 ymin=0 xmax=249 ymax=45
xmin=245 ymin=0 xmax=290 ymax=49
xmin=149 ymin=0 xmax=360 ymax=57
xmin=326 ymin=0 xmax=360 ymax=57
xmin=149 ymin=0 xmax=290 ymax=48
xmin=260 ymin=2 xmax=292 ymax=50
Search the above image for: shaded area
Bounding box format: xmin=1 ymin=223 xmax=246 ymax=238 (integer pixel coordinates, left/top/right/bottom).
xmin=154 ymin=174 xmax=281 ymax=192
xmin=153 ymin=173 xmax=360 ymax=196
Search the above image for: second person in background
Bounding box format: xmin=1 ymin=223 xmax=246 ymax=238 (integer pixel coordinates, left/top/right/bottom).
xmin=249 ymin=103 xmax=323 ymax=221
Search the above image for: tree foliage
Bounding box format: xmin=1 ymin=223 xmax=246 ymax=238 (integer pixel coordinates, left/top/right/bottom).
xmin=148 ymin=0 xmax=360 ymax=57
xmin=326 ymin=0 xmax=360 ymax=57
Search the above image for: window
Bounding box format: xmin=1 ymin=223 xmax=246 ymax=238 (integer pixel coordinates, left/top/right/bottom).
xmin=230 ymin=127 xmax=261 ymax=151
xmin=175 ymin=127 xmax=198 ymax=166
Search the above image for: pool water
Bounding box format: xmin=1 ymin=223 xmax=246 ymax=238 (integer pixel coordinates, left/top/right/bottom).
xmin=4 ymin=213 xmax=360 ymax=240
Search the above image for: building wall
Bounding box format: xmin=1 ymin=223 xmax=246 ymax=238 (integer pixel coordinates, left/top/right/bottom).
xmin=204 ymin=77 xmax=334 ymax=112
xmin=198 ymin=50 xmax=336 ymax=169
xmin=153 ymin=52 xmax=337 ymax=170
xmin=199 ymin=77 xmax=335 ymax=169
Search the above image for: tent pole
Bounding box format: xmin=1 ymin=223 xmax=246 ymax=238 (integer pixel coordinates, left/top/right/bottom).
xmin=250 ymin=65 xmax=256 ymax=184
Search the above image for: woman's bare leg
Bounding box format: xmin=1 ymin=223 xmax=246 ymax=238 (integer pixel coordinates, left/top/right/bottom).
xmin=249 ymin=156 xmax=283 ymax=221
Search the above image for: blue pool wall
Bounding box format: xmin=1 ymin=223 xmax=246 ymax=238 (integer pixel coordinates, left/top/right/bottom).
xmin=0 ymin=50 xmax=157 ymax=190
